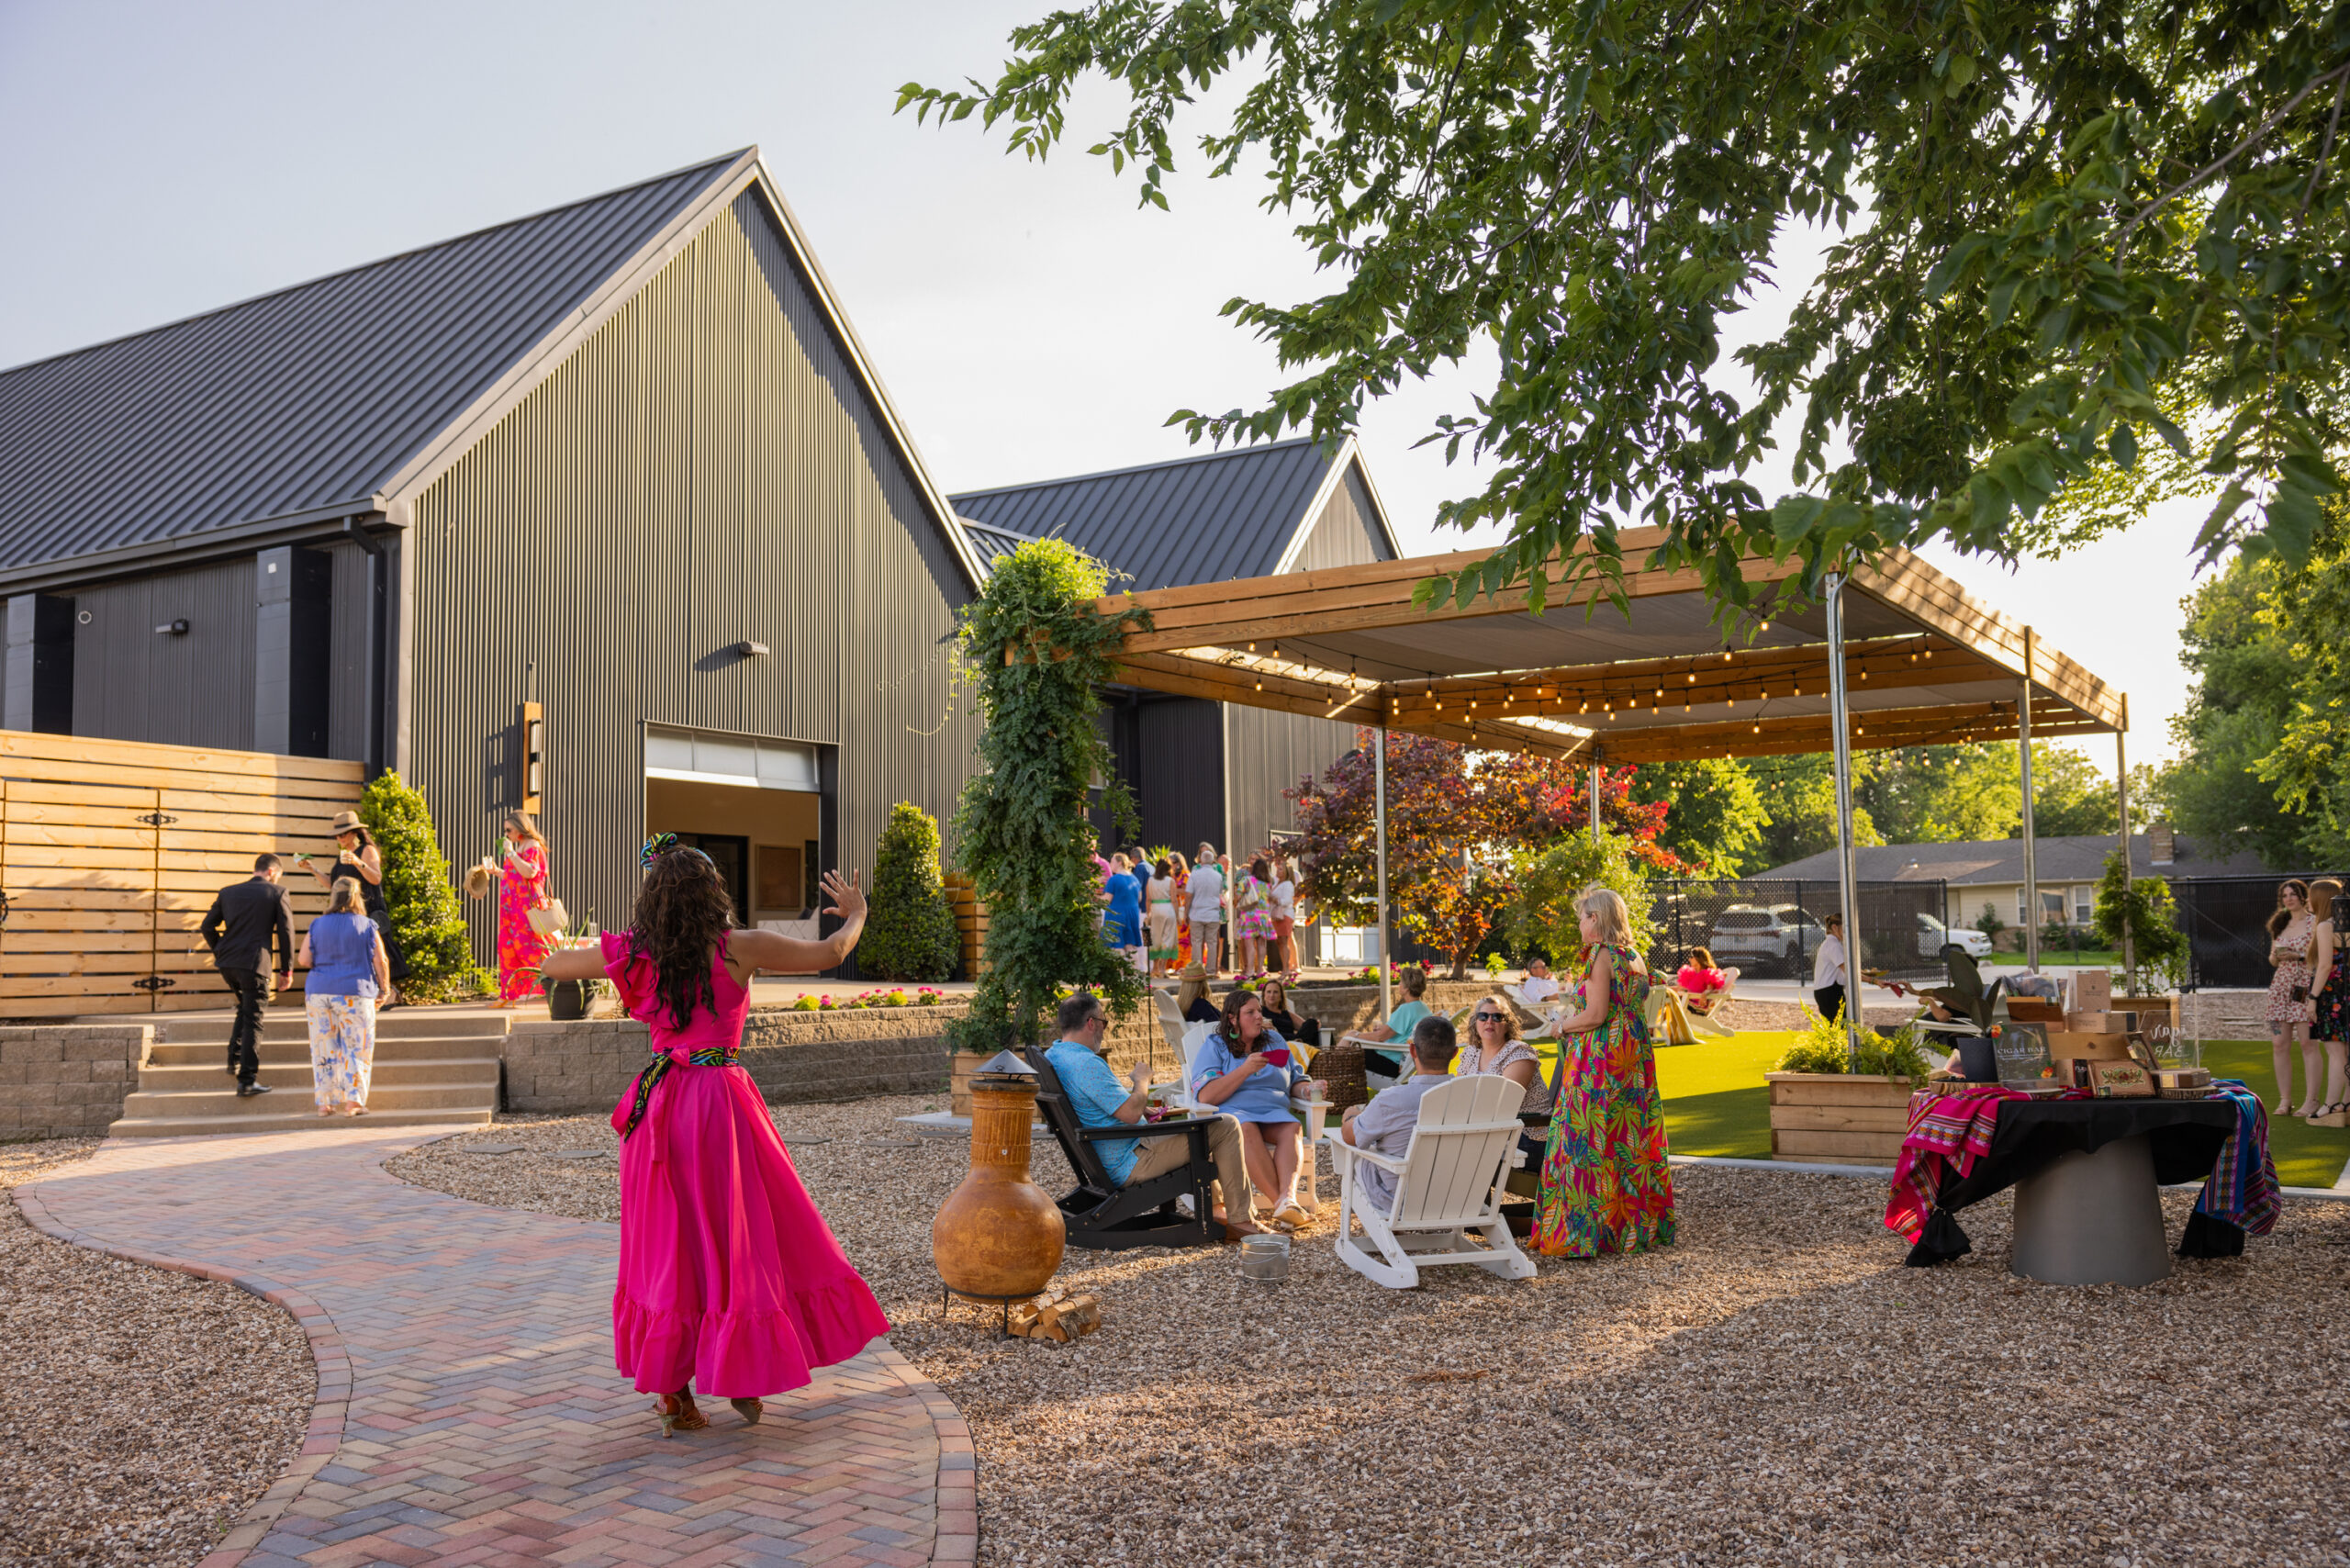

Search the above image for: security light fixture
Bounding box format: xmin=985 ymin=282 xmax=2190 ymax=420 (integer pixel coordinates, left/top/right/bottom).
xmin=155 ymin=618 xmax=189 ymax=636
xmin=734 ymin=640 xmax=770 ymax=658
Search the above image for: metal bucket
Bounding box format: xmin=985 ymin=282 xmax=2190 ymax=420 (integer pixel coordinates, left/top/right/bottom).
xmin=1238 ymin=1232 xmax=1291 ymax=1284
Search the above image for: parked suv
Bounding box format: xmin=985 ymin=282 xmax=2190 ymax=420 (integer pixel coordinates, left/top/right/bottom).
xmin=1917 ymin=912 xmax=1992 ymax=960
xmin=1707 ymin=904 xmax=1827 ymax=977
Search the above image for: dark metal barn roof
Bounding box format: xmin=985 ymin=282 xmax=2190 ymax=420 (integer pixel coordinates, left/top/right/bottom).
xmin=0 ymin=151 xmax=744 ymax=575
xmin=950 ymin=437 xmax=1350 ymax=590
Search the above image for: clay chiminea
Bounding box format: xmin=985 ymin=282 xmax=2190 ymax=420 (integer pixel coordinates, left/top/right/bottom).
xmin=933 ymin=1048 xmax=1065 ymax=1299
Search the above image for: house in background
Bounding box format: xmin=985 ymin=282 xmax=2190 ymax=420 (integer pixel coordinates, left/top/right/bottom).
xmin=1752 ymin=824 xmax=2271 ymax=939
xmin=0 ymin=149 xmax=984 ymax=970
xmin=952 ymin=436 xmax=1403 ymax=862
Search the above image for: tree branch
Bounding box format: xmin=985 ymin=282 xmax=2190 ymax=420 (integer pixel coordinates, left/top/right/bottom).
xmin=2118 ymin=61 xmax=2350 ymax=254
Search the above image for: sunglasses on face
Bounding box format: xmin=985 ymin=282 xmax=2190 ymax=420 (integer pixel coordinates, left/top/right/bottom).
xmin=1475 ymin=1012 xmax=1504 ymax=1023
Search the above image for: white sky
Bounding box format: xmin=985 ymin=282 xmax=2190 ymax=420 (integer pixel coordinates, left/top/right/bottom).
xmin=0 ymin=1 xmax=2206 ymax=775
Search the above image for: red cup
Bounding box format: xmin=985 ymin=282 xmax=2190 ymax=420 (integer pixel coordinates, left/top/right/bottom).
xmin=1263 ymin=1047 xmax=1290 ymax=1068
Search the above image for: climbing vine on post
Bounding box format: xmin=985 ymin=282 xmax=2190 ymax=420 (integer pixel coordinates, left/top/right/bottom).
xmin=948 ymin=539 xmax=1149 ymax=1051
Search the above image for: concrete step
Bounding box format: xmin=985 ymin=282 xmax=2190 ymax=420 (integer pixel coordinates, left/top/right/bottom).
xmin=138 ymin=1058 xmax=501 ymax=1093
xmin=107 ymin=1108 xmax=493 ymax=1138
xmin=151 ymin=1010 xmax=513 ymax=1045
xmin=118 ymin=1081 xmax=496 ymax=1121
xmin=146 ymin=1036 xmax=500 ymax=1070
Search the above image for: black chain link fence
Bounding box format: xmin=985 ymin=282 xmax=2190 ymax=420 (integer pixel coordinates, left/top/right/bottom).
xmin=1646 ymin=878 xmax=1953 ymax=981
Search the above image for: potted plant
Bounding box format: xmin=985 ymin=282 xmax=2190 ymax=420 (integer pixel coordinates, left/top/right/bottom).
xmin=540 ymin=911 xmax=604 ymax=1021
xmin=1764 ymin=1013 xmax=1932 ymax=1167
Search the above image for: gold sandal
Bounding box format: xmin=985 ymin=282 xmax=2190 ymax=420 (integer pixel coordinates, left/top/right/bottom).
xmin=655 ymin=1392 xmax=708 ymax=1439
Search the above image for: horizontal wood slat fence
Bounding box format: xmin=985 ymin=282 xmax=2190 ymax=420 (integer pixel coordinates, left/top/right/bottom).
xmin=0 ymin=731 xmax=365 ymax=1017
xmin=942 ymin=871 xmax=990 ymax=980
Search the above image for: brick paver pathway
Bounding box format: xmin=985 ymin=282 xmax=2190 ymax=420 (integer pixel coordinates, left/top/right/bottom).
xmin=17 ymin=1128 xmax=974 ymax=1568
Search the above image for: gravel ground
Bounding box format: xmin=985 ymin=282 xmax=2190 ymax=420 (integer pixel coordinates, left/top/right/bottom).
xmin=394 ymin=1098 xmax=2350 ymax=1567
xmin=0 ymin=1139 xmax=314 ymax=1567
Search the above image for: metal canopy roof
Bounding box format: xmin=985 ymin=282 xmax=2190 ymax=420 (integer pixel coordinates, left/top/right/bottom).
xmin=1090 ymin=530 xmax=2125 ymax=762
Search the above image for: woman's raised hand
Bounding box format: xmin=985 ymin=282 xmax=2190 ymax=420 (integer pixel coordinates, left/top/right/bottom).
xmin=819 ymin=868 xmax=867 ymax=923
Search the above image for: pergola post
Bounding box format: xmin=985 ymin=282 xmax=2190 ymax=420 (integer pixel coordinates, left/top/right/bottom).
xmin=2117 ymin=696 xmax=2134 ymax=982
xmin=1587 ymin=760 xmax=1601 ymax=844
xmin=2020 ymin=626 xmax=2039 ymax=972
xmin=1374 ymin=725 xmax=1392 ymax=1018
xmin=1825 ymin=571 xmax=1865 ymax=1064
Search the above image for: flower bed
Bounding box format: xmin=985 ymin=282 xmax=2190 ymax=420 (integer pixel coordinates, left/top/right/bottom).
xmin=786 ymin=986 xmax=947 ymax=1012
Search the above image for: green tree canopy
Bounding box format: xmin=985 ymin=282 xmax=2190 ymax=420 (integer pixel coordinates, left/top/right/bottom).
xmin=905 ymin=3 xmax=2350 ymax=616
xmin=1629 ymin=758 xmax=1769 ymax=875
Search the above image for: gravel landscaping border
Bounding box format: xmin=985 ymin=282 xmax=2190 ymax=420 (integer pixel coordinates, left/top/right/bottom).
xmin=390 ymin=1093 xmax=2350 ymax=1566
xmin=1 ymin=1139 xmax=315 ymax=1568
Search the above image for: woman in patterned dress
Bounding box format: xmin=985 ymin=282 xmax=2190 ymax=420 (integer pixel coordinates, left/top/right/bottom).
xmin=298 ymin=877 xmax=389 ymax=1114
xmin=1169 ymin=851 xmax=1195 ymax=969
xmin=2303 ymin=879 xmax=2348 ymax=1120
xmin=1531 ymin=886 xmax=1675 ymax=1259
xmin=486 ymin=811 xmax=556 ymax=1007
xmin=1234 ymin=856 xmax=1278 ymax=978
xmin=2266 ymin=879 xmax=2320 ymax=1116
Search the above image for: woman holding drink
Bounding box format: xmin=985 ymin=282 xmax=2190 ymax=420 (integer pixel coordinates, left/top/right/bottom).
xmin=1190 ymin=988 xmax=1323 ymax=1231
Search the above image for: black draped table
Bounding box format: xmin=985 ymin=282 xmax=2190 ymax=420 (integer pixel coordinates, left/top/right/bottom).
xmin=1908 ymin=1096 xmax=2246 ymax=1284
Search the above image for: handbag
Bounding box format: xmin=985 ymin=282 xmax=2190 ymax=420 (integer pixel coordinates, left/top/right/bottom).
xmin=527 ymin=899 xmax=571 ymax=937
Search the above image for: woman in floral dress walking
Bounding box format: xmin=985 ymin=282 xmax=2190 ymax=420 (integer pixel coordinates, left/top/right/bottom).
xmin=485 ymin=811 xmax=555 ymax=1006
xmin=1531 ymin=886 xmax=1675 ymax=1258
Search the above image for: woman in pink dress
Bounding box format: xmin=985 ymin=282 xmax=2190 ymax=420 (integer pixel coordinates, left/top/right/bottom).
xmin=541 ymin=835 xmax=889 ymax=1437
xmin=485 ymin=811 xmax=555 ymax=1007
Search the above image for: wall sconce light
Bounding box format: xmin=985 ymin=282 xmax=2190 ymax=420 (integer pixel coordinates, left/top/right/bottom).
xmin=154 ymin=618 xmax=189 ymax=635
xmin=734 ymin=640 xmax=770 ymax=658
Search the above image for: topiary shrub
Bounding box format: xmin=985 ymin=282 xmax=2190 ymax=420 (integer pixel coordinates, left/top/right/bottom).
xmin=862 ymin=801 xmax=960 ymax=982
xmin=359 ymin=770 xmax=487 ymax=1003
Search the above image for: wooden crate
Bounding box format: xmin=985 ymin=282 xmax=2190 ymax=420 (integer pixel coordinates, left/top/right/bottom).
xmin=1764 ymin=1071 xmax=1919 ymax=1167
xmin=942 ymin=871 xmax=990 ymax=980
xmin=0 ymin=731 xmax=364 ymax=1016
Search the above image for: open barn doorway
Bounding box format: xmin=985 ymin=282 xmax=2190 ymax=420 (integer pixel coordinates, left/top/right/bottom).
xmin=643 ymin=727 xmax=825 ymax=935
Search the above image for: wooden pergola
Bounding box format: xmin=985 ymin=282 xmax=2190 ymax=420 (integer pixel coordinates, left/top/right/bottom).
xmin=1089 ymin=527 xmax=2132 ymax=1022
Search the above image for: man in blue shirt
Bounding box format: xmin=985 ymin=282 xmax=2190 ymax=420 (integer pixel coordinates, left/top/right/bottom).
xmin=1339 ymin=1015 xmax=1460 ymax=1212
xmin=1043 ymin=992 xmax=1262 ymax=1238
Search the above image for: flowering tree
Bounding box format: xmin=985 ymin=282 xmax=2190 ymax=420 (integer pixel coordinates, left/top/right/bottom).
xmin=1289 ymin=733 xmax=1684 ymax=978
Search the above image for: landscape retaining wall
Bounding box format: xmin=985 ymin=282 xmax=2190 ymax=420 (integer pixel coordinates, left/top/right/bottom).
xmin=502 ymin=1005 xmax=968 ymax=1114
xmin=0 ymin=1025 xmax=151 ymax=1138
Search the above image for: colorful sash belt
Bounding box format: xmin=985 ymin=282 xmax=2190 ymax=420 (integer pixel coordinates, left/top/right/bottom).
xmin=617 ymin=1045 xmax=740 ymax=1140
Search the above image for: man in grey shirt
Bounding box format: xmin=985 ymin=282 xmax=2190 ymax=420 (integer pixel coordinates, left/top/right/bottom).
xmin=1186 ymin=841 xmax=1225 ymax=975
xmin=1338 ymin=1014 xmax=1459 ymax=1211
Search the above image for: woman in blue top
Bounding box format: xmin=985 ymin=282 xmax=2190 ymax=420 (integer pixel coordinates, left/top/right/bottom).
xmin=298 ymin=878 xmax=390 ymax=1115
xmin=1102 ymin=853 xmax=1146 ymax=971
xmin=1192 ymin=988 xmax=1324 ymax=1231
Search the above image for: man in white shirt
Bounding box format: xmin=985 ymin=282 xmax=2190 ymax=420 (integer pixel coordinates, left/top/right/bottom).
xmin=1187 ymin=842 xmax=1225 ymax=975
xmin=1812 ymin=914 xmax=1848 ymax=1023
xmin=1517 ymin=957 xmax=1560 ymax=1007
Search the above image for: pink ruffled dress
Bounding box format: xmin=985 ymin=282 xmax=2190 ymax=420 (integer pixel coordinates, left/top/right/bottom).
xmin=601 ymin=931 xmax=890 ymax=1397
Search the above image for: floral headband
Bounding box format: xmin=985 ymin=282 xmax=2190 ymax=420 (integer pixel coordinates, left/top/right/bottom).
xmin=639 ymin=833 xmax=713 ymax=870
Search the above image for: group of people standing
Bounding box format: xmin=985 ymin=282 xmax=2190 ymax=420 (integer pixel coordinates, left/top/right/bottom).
xmin=198 ymin=810 xmax=402 ymax=1114
xmin=1100 ymin=842 xmax=1302 ymax=980
xmin=2266 ymin=878 xmax=2350 ymax=1120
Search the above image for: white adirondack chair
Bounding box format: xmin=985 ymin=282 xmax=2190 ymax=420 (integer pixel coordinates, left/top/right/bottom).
xmin=1167 ymin=1021 xmax=1329 ymax=1206
xmin=1324 ymin=1075 xmax=1535 ymax=1289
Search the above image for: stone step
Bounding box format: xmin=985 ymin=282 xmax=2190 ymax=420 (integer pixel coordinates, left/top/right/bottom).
xmin=106 ymin=1108 xmax=493 ymax=1138
xmin=151 ymin=1010 xmax=513 ymax=1045
xmin=145 ymin=1036 xmax=499 ymax=1070
xmin=118 ymin=1081 xmax=496 ymax=1121
xmin=138 ymin=1058 xmax=501 ymax=1093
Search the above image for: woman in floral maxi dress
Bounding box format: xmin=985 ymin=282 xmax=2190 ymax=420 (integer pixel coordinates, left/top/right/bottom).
xmin=487 ymin=811 xmax=556 ymax=1006
xmin=1531 ymin=886 xmax=1676 ymax=1258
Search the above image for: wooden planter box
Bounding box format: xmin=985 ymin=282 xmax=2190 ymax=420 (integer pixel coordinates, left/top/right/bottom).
xmin=1765 ymin=1072 xmax=1921 ymax=1167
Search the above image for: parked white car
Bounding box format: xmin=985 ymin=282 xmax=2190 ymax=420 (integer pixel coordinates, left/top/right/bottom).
xmin=1918 ymin=913 xmax=1992 ymax=959
xmin=1707 ymin=904 xmax=1827 ymax=977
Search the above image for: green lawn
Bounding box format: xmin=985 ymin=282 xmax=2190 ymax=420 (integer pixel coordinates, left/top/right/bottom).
xmin=1617 ymin=1032 xmax=2350 ymax=1188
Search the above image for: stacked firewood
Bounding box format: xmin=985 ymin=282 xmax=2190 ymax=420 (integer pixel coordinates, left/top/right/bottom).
xmin=1006 ymin=1287 xmax=1103 ymax=1342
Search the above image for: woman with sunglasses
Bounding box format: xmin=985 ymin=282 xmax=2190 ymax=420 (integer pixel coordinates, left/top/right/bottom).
xmin=1455 ymin=996 xmax=1550 ymax=1114
xmin=539 ymin=835 xmax=886 ymax=1439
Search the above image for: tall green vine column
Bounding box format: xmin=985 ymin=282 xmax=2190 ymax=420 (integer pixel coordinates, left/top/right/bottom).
xmin=948 ymin=540 xmax=1147 ymax=1051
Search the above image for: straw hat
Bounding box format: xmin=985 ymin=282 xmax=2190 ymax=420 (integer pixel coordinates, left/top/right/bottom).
xmin=329 ymin=810 xmax=364 ymax=834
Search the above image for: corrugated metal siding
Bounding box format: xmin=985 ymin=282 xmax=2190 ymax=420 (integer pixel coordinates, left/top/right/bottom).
xmin=1290 ymin=466 xmax=1393 ymax=571
xmin=951 ymin=440 xmax=1333 ymax=589
xmin=0 ymin=155 xmax=739 ymax=574
xmin=68 ymin=556 xmax=255 ymax=748
xmin=1130 ymin=697 xmax=1225 ymax=855
xmin=1224 ymin=701 xmax=1361 ymax=855
xmin=407 ymin=192 xmax=979 ymax=966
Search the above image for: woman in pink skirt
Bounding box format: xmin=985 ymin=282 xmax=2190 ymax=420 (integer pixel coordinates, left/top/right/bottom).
xmin=541 ymin=835 xmax=889 ymax=1437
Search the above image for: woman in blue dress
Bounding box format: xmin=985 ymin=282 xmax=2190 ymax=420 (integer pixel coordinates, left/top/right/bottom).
xmin=1192 ymin=988 xmax=1324 ymax=1230
xmin=1103 ymin=852 xmax=1146 ymax=972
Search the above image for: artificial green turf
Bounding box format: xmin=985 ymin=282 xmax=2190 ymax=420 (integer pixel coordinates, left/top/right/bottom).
xmin=2198 ymin=1038 xmax=2350 ymax=1190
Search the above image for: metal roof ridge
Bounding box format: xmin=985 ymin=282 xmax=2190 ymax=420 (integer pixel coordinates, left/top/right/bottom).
xmin=0 ymin=150 xmax=748 ymax=380
xmin=946 ymin=433 xmax=1328 ymax=501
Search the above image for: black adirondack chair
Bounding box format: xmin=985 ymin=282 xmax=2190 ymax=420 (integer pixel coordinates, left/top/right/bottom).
xmin=1022 ymin=1046 xmax=1222 ymax=1250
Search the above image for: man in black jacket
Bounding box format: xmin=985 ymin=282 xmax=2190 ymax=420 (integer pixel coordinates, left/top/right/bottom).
xmin=200 ymin=854 xmax=295 ymax=1097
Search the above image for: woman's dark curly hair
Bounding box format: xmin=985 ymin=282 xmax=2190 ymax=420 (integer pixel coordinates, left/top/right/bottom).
xmin=628 ymin=848 xmax=737 ymax=1029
